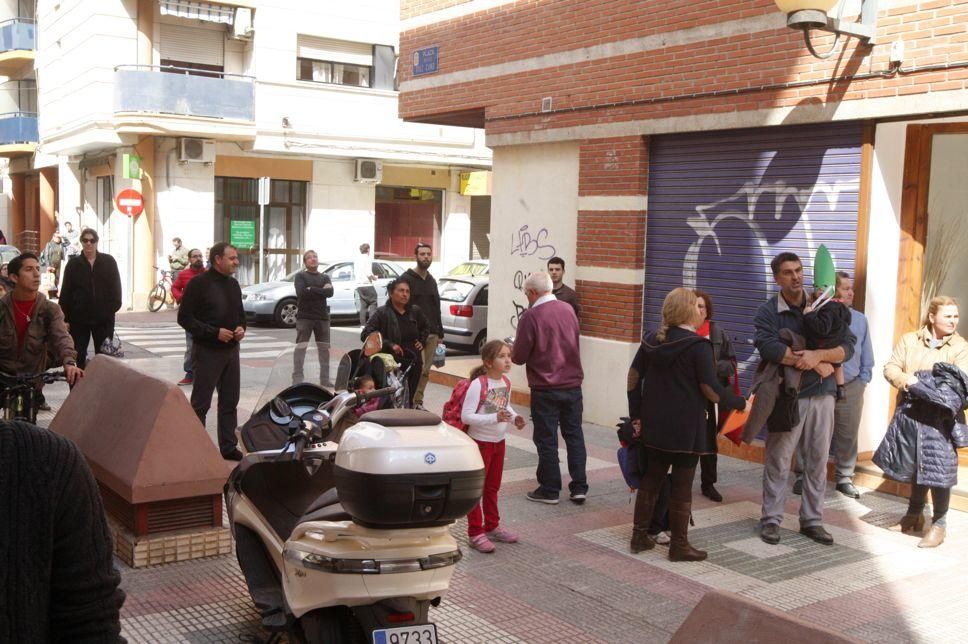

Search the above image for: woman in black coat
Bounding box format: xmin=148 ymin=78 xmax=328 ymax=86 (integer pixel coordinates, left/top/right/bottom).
xmin=59 ymin=228 xmax=122 ymax=368
xmin=694 ymin=290 xmax=738 ymax=503
xmin=628 ymin=287 xmax=747 ymax=561
xmin=360 ymin=278 xmax=428 ymax=406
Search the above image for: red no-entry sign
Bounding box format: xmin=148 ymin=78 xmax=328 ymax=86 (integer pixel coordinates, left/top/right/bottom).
xmin=116 ymin=188 xmax=144 ymax=217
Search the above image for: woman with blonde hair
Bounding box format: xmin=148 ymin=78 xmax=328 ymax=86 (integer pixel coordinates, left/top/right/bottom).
xmin=877 ymin=295 xmax=968 ymax=548
xmin=627 ymin=287 xmax=748 ymax=561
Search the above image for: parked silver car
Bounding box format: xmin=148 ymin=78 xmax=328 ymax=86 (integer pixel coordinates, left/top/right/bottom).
xmin=243 ymin=259 xmax=404 ymax=327
xmin=439 ymin=277 xmax=488 ymax=354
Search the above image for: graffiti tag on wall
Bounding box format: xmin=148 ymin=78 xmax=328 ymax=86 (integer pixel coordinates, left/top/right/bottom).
xmin=510 ymin=225 xmax=557 ymax=260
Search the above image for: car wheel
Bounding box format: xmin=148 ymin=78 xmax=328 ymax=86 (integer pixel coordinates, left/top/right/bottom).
xmin=274 ymin=298 xmax=298 ymax=328
xmin=474 ymin=330 xmax=487 ymax=354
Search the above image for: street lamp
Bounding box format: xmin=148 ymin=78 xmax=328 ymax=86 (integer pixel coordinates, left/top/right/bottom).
xmin=775 ymin=0 xmax=879 ymax=59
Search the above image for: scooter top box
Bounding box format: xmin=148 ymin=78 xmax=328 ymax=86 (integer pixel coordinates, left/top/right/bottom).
xmin=334 ymin=410 xmax=485 ymax=529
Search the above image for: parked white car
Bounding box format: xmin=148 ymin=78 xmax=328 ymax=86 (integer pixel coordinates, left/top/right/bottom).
xmin=243 ymin=259 xmax=404 ymax=327
xmin=439 ymin=277 xmax=488 ymax=354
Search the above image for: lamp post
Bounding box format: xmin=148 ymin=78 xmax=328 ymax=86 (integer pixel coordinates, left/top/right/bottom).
xmin=775 ymin=0 xmax=879 ymax=59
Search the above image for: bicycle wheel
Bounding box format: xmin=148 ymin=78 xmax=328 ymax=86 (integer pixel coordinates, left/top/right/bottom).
xmin=147 ymin=284 xmax=167 ymax=312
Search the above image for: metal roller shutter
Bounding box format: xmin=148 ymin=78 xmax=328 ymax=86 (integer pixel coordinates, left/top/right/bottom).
xmin=643 ymin=122 xmax=863 ymax=389
xmin=297 ymin=36 xmax=373 ymax=67
xmin=160 ymin=22 xmax=225 ymax=66
xmin=469 ymin=195 xmax=491 ymax=260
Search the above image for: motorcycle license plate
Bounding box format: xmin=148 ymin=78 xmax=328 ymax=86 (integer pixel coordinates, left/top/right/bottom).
xmin=372 ymin=623 xmax=438 ymax=644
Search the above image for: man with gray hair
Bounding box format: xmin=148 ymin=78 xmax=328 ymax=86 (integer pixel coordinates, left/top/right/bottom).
xmin=511 ymin=271 xmax=587 ymax=505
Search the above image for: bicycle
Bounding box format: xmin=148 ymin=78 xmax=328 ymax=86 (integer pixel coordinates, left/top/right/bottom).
xmin=148 ymin=266 xmax=174 ymax=312
xmin=0 ymin=369 xmax=68 ymax=424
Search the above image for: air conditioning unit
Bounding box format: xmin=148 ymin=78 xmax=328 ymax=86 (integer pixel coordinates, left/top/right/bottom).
xmin=231 ymin=8 xmax=254 ymax=40
xmin=354 ymin=159 xmax=383 ymax=183
xmin=179 ymin=138 xmax=216 ymax=164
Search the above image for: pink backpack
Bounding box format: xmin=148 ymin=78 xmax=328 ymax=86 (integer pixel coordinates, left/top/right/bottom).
xmin=441 ymin=375 xmax=511 ymax=432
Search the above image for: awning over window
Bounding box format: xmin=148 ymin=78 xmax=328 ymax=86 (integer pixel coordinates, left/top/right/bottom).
xmin=159 ymin=0 xmax=235 ymax=25
xmin=297 ymin=35 xmax=373 ymax=67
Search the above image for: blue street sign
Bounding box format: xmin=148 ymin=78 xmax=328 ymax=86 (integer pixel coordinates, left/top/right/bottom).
xmin=412 ymin=46 xmax=438 ymax=76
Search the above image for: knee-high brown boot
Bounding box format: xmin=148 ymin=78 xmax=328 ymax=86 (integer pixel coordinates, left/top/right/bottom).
xmin=668 ymin=464 xmax=706 ymax=562
xmin=630 ymin=464 xmax=667 ymax=553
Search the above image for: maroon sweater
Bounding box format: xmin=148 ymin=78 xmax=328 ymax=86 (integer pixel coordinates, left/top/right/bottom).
xmin=511 ymin=297 xmax=583 ymax=390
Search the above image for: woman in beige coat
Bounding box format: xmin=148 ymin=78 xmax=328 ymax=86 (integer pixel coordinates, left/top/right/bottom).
xmin=883 ymin=295 xmax=968 ymax=547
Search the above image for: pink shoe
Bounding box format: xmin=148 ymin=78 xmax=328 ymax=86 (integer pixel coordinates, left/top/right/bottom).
xmin=487 ymin=526 xmax=519 ymax=543
xmin=469 ymin=534 xmax=496 ymax=553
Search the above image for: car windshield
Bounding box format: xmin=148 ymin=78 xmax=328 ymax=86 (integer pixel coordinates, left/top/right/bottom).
xmin=439 ymin=279 xmax=475 ymax=302
xmin=448 ymin=262 xmax=488 ymax=276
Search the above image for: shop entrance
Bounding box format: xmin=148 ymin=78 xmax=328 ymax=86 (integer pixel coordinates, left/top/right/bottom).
xmin=896 ymin=123 xmax=968 ymax=337
xmin=215 ymin=177 xmax=305 ymax=285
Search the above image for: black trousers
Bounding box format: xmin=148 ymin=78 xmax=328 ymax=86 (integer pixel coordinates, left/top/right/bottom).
xmin=69 ymin=320 xmax=114 ymax=369
xmin=191 ymin=343 xmax=241 ymax=455
xmin=700 ymin=453 xmax=717 ymax=487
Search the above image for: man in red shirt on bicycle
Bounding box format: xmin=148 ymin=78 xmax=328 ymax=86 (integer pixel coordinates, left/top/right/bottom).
xmin=0 ymin=253 xmax=83 ymax=412
xmin=171 ymin=249 xmax=205 ymax=386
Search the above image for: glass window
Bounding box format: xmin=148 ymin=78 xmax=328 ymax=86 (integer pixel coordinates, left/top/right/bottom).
xmin=439 ymin=279 xmax=475 ymax=303
xmin=297 ymin=57 xmax=371 ymax=88
xmin=325 ymin=262 xmax=354 ymax=281
xmin=377 ymin=262 xmax=399 ymax=278
xmin=473 ymin=285 xmax=489 ymax=306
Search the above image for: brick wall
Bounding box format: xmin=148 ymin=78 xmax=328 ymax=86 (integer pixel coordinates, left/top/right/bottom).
xmin=401 ymin=0 xmax=473 ymax=21
xmin=399 ymin=1 xmax=968 ymax=136
xmin=576 ymin=280 xmax=643 ymax=342
xmin=578 ymin=136 xmax=648 ymax=196
xmin=573 ymin=136 xmax=648 ymax=340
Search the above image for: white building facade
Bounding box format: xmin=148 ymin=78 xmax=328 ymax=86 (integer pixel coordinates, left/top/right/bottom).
xmin=10 ymin=0 xmax=490 ymax=307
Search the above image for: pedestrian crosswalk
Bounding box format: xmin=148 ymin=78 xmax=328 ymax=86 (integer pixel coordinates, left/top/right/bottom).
xmin=116 ymin=324 xmax=293 ymax=360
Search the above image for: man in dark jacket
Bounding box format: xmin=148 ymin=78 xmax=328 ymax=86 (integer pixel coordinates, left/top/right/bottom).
xmin=547 ymin=256 xmax=581 ymax=321
xmin=171 ymin=249 xmax=206 ymax=385
xmin=178 ymin=243 xmax=246 ymax=460
xmin=59 ymin=228 xmax=122 ymax=369
xmin=293 ymin=249 xmax=334 ymax=383
xmin=1 ymin=420 xmax=125 ymax=642
xmin=753 ymin=252 xmax=854 ymax=547
xmin=401 ymin=242 xmax=442 ymax=410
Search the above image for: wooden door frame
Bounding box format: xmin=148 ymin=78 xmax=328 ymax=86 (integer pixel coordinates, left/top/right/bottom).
xmin=894 ymin=122 xmax=968 ymax=343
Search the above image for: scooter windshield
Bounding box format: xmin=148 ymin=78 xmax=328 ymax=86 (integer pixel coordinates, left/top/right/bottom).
xmin=253 ymin=341 xmax=351 ymax=416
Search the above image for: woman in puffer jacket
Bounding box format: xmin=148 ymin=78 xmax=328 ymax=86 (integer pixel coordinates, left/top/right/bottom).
xmin=878 ymin=295 xmax=968 ymax=548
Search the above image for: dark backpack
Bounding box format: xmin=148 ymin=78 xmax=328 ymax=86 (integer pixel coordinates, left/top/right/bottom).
xmin=442 ymin=375 xmax=511 ymax=432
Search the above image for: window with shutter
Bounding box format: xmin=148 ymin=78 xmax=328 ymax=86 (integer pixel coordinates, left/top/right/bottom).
xmin=296 ymin=35 xmax=382 ymax=89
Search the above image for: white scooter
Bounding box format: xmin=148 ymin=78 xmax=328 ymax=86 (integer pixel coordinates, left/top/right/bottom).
xmin=226 ymin=344 xmax=485 ymax=643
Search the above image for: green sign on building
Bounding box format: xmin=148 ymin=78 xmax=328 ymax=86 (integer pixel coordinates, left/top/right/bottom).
xmin=229 ymin=220 xmax=257 ymax=249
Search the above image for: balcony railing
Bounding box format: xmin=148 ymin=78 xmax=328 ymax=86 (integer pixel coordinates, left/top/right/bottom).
xmin=114 ymin=65 xmax=255 ymax=122
xmin=0 ymin=19 xmax=35 ymax=53
xmin=0 ymin=112 xmax=38 ymax=145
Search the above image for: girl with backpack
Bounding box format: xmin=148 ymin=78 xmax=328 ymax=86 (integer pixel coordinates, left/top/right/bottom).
xmin=461 ymin=339 xmax=526 ymax=553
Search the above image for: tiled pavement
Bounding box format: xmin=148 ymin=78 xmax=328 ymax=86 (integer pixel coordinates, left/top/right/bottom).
xmin=108 ymin=388 xmax=968 ymax=643
xmin=35 ymin=321 xmax=968 ymax=643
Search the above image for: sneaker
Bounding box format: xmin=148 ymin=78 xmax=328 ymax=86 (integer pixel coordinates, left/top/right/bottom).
xmin=37 ymin=402 xmax=51 ymax=412
xmin=526 ymin=488 xmax=559 ymax=505
xmin=487 ymin=526 xmax=519 ymax=543
xmin=792 ymin=479 xmax=803 ymax=495
xmin=413 ymin=403 xmax=426 ymax=411
xmin=469 ymin=534 xmax=496 ymax=553
xmin=760 ymin=523 xmax=781 ymax=545
xmin=569 ymin=491 xmax=587 ymax=505
xmin=649 ymin=531 xmax=671 ymax=546
xmin=177 ymin=375 xmax=193 ymax=386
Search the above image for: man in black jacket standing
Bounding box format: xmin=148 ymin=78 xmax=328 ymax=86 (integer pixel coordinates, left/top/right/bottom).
xmin=59 ymin=228 xmax=122 ymax=368
xmin=178 ymin=242 xmax=246 ymax=460
xmin=401 ymin=242 xmax=442 ymax=410
xmin=293 ymin=249 xmax=334 ymax=384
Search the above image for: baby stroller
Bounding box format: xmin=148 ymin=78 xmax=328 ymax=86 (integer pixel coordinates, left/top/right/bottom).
xmin=337 ymin=331 xmax=415 ymax=410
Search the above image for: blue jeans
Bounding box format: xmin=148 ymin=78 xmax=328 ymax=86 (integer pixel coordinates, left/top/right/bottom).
xmin=530 ymin=387 xmax=587 ymax=497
